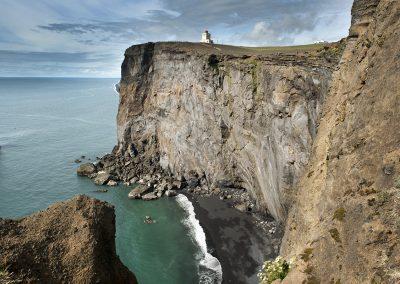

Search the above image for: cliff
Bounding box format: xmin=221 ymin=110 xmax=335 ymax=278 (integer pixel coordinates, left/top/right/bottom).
xmin=0 ymin=195 xmax=137 ymax=284
xmin=281 ymin=0 xmax=400 ymax=282
xmin=111 ymin=41 xmax=342 ymax=221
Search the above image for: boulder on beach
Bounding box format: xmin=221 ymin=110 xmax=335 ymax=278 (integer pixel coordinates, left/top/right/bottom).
xmin=94 ymin=172 xmax=111 ymax=185
xmin=76 ymin=163 xmax=96 ymax=176
xmin=128 ymin=184 xmax=150 ymax=199
xmin=142 ymin=192 xmax=158 ymax=201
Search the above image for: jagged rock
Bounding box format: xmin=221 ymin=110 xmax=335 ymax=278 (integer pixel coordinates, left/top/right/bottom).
xmin=142 ymin=192 xmax=158 ymax=201
xmin=172 ymin=180 xmax=186 ymax=190
xmin=128 ymin=184 xmax=150 ymax=199
xmin=0 ymin=195 xmax=137 ymax=283
xmin=76 ymin=163 xmax=96 ymax=176
xmin=107 ymin=180 xmax=118 ymax=186
xmin=94 ymin=172 xmax=111 ymax=185
xmin=165 ymin=189 xmax=177 ymax=197
xmin=234 ymin=203 xmax=248 ymax=213
xmin=129 ymin=177 xmax=139 ymax=184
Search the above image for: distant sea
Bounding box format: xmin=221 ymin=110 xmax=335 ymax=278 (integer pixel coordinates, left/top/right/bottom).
xmin=0 ymin=78 xmax=217 ymax=284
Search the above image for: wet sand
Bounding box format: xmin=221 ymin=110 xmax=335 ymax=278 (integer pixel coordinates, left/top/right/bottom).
xmin=187 ymin=195 xmax=283 ymax=284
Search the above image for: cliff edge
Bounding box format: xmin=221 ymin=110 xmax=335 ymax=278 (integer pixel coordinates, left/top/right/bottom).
xmin=0 ymin=195 xmax=137 ymax=284
xmin=281 ymin=0 xmax=400 ymax=282
xmin=99 ymin=41 xmax=342 ymax=221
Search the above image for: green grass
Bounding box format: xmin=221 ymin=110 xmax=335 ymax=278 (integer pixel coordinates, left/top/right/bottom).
xmin=242 ymin=43 xmax=326 ymax=54
xmin=258 ymin=256 xmax=291 ymax=284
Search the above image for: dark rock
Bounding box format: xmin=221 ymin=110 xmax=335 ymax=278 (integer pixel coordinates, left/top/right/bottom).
xmin=74 ymin=159 xmax=82 ymax=163
xmin=383 ymin=165 xmax=394 ymax=175
xmin=165 ymin=189 xmax=177 ymax=197
xmin=173 ymin=180 xmax=186 ymax=190
xmin=187 ymin=178 xmax=200 ymax=188
xmin=76 ymin=163 xmax=96 ymax=177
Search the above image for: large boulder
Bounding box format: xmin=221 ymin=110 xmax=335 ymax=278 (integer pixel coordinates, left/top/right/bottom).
xmin=94 ymin=171 xmax=111 ymax=185
xmin=128 ymin=184 xmax=151 ymax=199
xmin=0 ymin=195 xmax=137 ymax=283
xmin=76 ymin=163 xmax=96 ymax=177
xmin=142 ymin=192 xmax=158 ymax=201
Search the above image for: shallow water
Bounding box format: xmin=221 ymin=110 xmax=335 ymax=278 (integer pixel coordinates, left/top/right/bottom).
xmin=0 ymin=78 xmax=202 ymax=284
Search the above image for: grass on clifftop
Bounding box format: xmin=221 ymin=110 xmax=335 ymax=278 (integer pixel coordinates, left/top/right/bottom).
xmin=153 ymin=41 xmax=337 ymax=57
xmin=241 ymin=43 xmax=326 ymax=54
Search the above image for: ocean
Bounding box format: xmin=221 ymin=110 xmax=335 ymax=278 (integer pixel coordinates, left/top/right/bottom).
xmin=0 ymin=78 xmax=221 ymax=284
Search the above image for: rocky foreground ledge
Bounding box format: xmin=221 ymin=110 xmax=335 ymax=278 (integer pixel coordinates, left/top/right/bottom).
xmin=0 ymin=195 xmax=137 ymax=284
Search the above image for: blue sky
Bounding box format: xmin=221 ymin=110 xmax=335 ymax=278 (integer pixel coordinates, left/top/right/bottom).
xmin=0 ymin=0 xmax=354 ymax=77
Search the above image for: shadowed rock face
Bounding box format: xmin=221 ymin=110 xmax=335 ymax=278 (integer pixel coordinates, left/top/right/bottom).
xmin=281 ymin=0 xmax=400 ymax=282
xmin=0 ymin=195 xmax=137 ymax=284
xmin=115 ymin=42 xmax=341 ymax=221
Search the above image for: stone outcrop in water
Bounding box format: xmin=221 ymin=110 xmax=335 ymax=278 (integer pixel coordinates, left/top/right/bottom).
xmin=98 ymin=41 xmax=342 ymax=221
xmin=0 ymin=195 xmax=137 ymax=284
xmin=281 ymin=0 xmax=400 ymax=282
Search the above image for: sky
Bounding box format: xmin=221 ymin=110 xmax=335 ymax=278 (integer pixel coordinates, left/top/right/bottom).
xmin=0 ymin=0 xmax=354 ymax=78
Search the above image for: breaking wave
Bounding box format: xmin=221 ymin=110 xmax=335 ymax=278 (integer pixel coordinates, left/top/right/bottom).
xmin=175 ymin=194 xmax=223 ymax=284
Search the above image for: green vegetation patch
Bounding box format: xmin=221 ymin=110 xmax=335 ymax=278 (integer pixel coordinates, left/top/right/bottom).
xmin=300 ymin=248 xmax=314 ymax=262
xmin=258 ymin=256 xmax=291 ymax=284
xmin=333 ymin=207 xmax=346 ymax=222
xmin=329 ymin=228 xmax=342 ymax=243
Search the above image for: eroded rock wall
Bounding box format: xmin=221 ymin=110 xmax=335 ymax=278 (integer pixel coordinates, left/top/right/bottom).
xmin=116 ymin=44 xmax=338 ymax=220
xmin=281 ymin=0 xmax=400 ymax=282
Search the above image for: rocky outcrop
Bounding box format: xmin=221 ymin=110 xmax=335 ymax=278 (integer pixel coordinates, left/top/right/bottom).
xmin=281 ymin=0 xmax=400 ymax=282
xmin=106 ymin=42 xmax=342 ymax=221
xmin=0 ymin=195 xmax=137 ymax=284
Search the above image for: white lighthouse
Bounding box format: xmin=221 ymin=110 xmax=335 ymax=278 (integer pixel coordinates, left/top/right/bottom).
xmin=201 ymin=30 xmax=213 ymax=44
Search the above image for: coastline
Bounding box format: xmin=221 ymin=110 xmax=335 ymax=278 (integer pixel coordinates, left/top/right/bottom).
xmin=186 ymin=193 xmax=283 ymax=284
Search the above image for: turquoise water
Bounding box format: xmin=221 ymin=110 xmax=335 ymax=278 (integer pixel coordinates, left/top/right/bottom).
xmin=0 ymin=78 xmax=200 ymax=284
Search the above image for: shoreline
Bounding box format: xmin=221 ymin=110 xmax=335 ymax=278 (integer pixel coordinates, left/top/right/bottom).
xmin=185 ymin=193 xmax=283 ymax=284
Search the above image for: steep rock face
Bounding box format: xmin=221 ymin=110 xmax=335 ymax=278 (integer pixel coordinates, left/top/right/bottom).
xmin=0 ymin=195 xmax=137 ymax=284
xmin=281 ymin=0 xmax=400 ymax=282
xmin=116 ymin=43 xmax=339 ymax=220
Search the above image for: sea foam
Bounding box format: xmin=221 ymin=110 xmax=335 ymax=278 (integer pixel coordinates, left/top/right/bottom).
xmin=175 ymin=194 xmax=223 ymax=284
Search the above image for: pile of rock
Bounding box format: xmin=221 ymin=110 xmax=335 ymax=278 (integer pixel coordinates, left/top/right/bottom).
xmin=76 ymin=158 xmax=256 ymax=209
xmin=77 ymin=162 xmax=119 ymax=187
xmin=127 ymin=175 xmax=183 ymax=201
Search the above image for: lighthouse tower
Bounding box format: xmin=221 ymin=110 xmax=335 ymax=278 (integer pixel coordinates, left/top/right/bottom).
xmin=201 ymin=30 xmax=213 ymax=44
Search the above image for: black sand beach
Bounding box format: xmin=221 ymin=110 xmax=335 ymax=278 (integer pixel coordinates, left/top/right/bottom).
xmin=188 ymin=195 xmax=283 ymax=284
